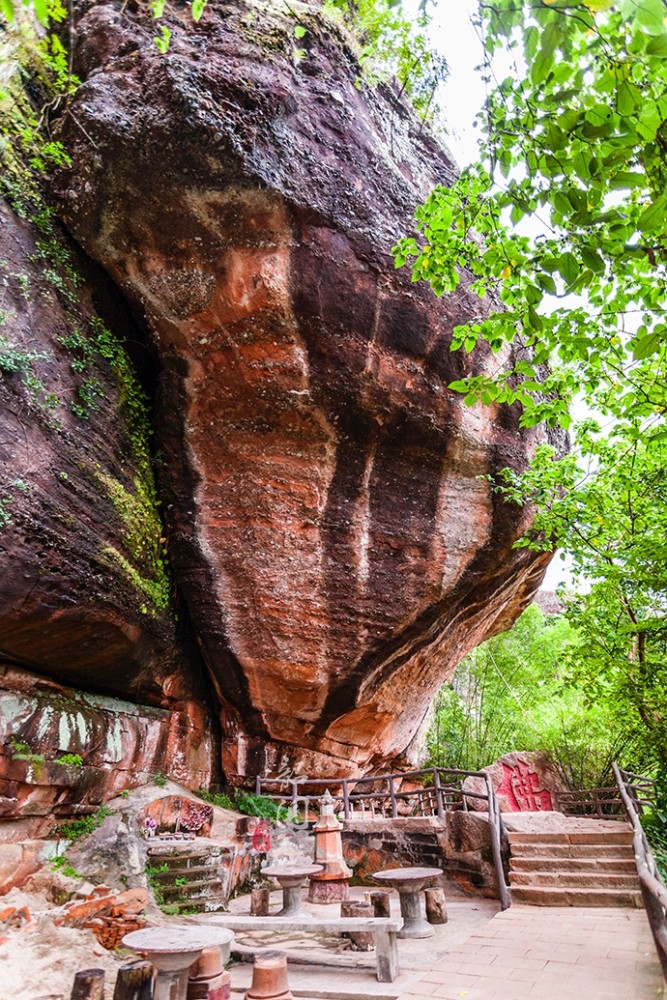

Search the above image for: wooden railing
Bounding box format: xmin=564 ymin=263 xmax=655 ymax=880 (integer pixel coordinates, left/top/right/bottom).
xmin=255 ymin=765 xmax=512 ymax=910
xmin=554 ymin=786 xmax=625 ymax=817
xmin=612 ymin=763 xmax=667 ymax=982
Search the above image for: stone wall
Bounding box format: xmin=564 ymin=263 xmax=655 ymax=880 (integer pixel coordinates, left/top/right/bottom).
xmin=0 ymin=667 xmax=213 ymax=843
xmin=342 ymin=815 xmax=500 ymax=898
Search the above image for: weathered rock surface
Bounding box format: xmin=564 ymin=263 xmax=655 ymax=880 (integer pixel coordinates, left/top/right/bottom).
xmin=463 ymin=752 xmax=566 ymax=813
xmin=0 ymin=667 xmax=212 ymax=841
xmin=342 ymin=815 xmax=498 ymax=896
xmin=50 ymin=0 xmax=558 ymax=781
xmin=0 ymin=193 xmax=214 ymax=818
xmin=0 ymin=196 xmax=194 ymax=701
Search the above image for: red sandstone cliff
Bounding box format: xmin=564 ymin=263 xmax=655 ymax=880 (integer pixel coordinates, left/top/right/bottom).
xmin=0 ymin=0 xmax=561 ymax=799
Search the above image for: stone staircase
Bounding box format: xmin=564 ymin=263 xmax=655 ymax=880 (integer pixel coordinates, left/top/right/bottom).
xmin=146 ymin=842 xmax=232 ymax=913
xmin=507 ymin=820 xmax=643 ymax=907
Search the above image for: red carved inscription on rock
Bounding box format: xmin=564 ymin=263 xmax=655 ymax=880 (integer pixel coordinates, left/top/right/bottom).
xmin=252 ymin=820 xmax=271 ymax=853
xmin=496 ymin=761 xmax=553 ymax=812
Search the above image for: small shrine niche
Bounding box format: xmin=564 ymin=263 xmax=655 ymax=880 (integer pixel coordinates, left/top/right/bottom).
xmin=137 ymin=795 xmax=214 ymax=840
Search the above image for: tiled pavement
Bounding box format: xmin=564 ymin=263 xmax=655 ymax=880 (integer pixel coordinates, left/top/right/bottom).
xmin=395 ymin=905 xmax=665 ymax=1000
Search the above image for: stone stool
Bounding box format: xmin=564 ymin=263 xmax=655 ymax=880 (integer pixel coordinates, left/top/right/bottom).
xmin=244 ymin=951 xmax=293 ymax=1000
xmin=366 ymin=890 xmax=391 ymax=918
xmin=250 ymin=888 xmax=271 ymax=916
xmin=425 ymin=887 xmax=448 ymax=925
xmin=70 ymin=969 xmax=105 ymax=1000
xmin=340 ymin=900 xmax=374 ymax=951
xmin=187 ymin=946 xmax=231 ymax=1000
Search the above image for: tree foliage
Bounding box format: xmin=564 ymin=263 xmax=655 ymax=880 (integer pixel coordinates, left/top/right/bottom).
xmin=322 ymin=0 xmax=448 ymax=117
xmin=428 ymin=604 xmax=654 ymax=787
xmin=401 ymin=1 xmax=667 ymax=771
xmin=396 ymin=0 xmax=667 ymax=432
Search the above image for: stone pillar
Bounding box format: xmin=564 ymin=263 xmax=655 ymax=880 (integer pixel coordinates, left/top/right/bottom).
xmin=425 ymin=887 xmax=447 ymax=925
xmin=308 ymin=790 xmax=352 ymax=904
xmin=244 ymin=951 xmax=292 ymax=1000
xmin=367 ymin=890 xmax=391 ymax=918
xmin=340 ymin=900 xmax=374 ymax=951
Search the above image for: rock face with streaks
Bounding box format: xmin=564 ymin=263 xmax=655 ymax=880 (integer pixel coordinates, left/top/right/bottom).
xmin=0 ymin=192 xmax=213 ymax=822
xmin=47 ymin=0 xmax=559 ymax=782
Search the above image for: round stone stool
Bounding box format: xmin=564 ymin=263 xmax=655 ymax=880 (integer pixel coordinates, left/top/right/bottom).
xmin=373 ymin=867 xmax=441 ymax=939
xmin=245 ymin=950 xmax=293 ymax=1000
xmin=261 ymin=865 xmax=322 ymax=918
xmin=123 ymin=926 xmax=235 ymax=1000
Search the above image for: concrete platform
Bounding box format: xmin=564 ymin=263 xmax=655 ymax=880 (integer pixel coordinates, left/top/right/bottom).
xmin=397 ymin=905 xmax=665 ymax=1000
xmin=201 ymin=885 xmax=666 ymax=1000
xmin=217 ymin=887 xmax=500 ymax=999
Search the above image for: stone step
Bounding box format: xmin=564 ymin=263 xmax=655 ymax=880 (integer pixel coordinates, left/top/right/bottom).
xmin=510 ymin=856 xmax=637 ymax=873
xmin=159 ymin=895 xmax=228 ymax=913
xmin=147 ymin=846 xmax=228 ymax=861
xmin=509 ymin=841 xmax=635 ymax=859
xmin=509 ymin=870 xmax=640 ymax=889
xmin=507 ymin=829 xmax=633 ymax=846
xmin=511 ymin=885 xmax=644 ymax=908
xmin=152 ymin=863 xmax=223 ymax=879
xmin=160 ymin=875 xmax=224 ymax=894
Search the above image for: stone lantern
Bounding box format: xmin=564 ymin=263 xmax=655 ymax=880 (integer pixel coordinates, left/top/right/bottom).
xmin=308 ymin=790 xmax=352 ymax=904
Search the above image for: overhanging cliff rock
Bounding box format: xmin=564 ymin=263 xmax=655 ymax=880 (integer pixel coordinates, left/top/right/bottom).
xmin=44 ymin=0 xmax=561 ymax=781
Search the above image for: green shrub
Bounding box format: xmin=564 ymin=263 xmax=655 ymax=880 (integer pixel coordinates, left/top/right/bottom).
xmin=196 ymin=787 xmax=294 ymax=822
xmin=640 ymin=773 xmax=667 ymax=881
xmin=234 ymin=791 xmax=294 ymax=823
xmin=56 ymin=805 xmax=111 ymax=842
xmin=50 ymin=855 xmax=84 ymax=879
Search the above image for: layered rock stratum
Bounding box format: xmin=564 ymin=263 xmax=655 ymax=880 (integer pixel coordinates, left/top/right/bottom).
xmin=0 ymin=0 xmax=559 ymax=799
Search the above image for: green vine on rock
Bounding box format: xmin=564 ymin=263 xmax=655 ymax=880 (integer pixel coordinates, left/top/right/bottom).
xmin=321 ymin=0 xmax=448 ymax=120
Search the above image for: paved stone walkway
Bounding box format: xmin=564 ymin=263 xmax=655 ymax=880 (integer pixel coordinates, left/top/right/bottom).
xmin=396 ymin=905 xmax=665 ymax=1000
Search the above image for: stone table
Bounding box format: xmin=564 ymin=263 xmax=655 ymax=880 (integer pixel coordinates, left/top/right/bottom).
xmin=262 ymin=864 xmax=323 ymax=918
xmin=373 ymin=867 xmax=441 ymax=939
xmin=122 ymin=925 xmax=235 ymax=1000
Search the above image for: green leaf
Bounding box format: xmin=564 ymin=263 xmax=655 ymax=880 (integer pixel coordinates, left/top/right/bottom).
xmin=294 ymin=24 xmax=306 ymax=38
xmin=191 ymin=0 xmax=206 ymax=21
xmin=635 ymin=0 xmax=667 ymax=35
xmin=617 ymin=81 xmax=640 ymax=116
xmin=581 ymin=247 xmax=605 ymax=274
xmin=525 ymin=25 xmax=539 ymax=60
xmin=632 ymin=332 xmax=661 ymax=359
xmin=558 ymin=252 xmax=579 ymax=286
xmin=154 ymin=24 xmax=171 ymax=52
xmin=646 ymin=32 xmax=667 ymax=55
xmin=537 ymin=273 xmax=558 ymax=295
xmin=531 ymin=50 xmax=553 ymax=86
xmin=0 ymin=0 xmax=15 ymax=21
xmin=32 ymin=0 xmax=48 ymax=25
xmin=637 ymin=196 xmax=667 ymax=233
xmin=611 ymin=171 xmax=646 ymax=189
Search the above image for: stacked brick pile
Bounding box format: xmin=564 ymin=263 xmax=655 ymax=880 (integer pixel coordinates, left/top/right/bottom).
xmin=0 ymin=904 xmax=32 ymax=945
xmin=54 ymin=885 xmax=148 ymax=949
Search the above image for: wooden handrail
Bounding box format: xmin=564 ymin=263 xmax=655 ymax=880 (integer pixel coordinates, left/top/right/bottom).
xmin=612 ymin=762 xmax=667 ymax=982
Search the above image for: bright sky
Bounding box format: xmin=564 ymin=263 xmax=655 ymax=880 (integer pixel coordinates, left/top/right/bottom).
xmin=430 ymin=0 xmax=487 ymax=167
